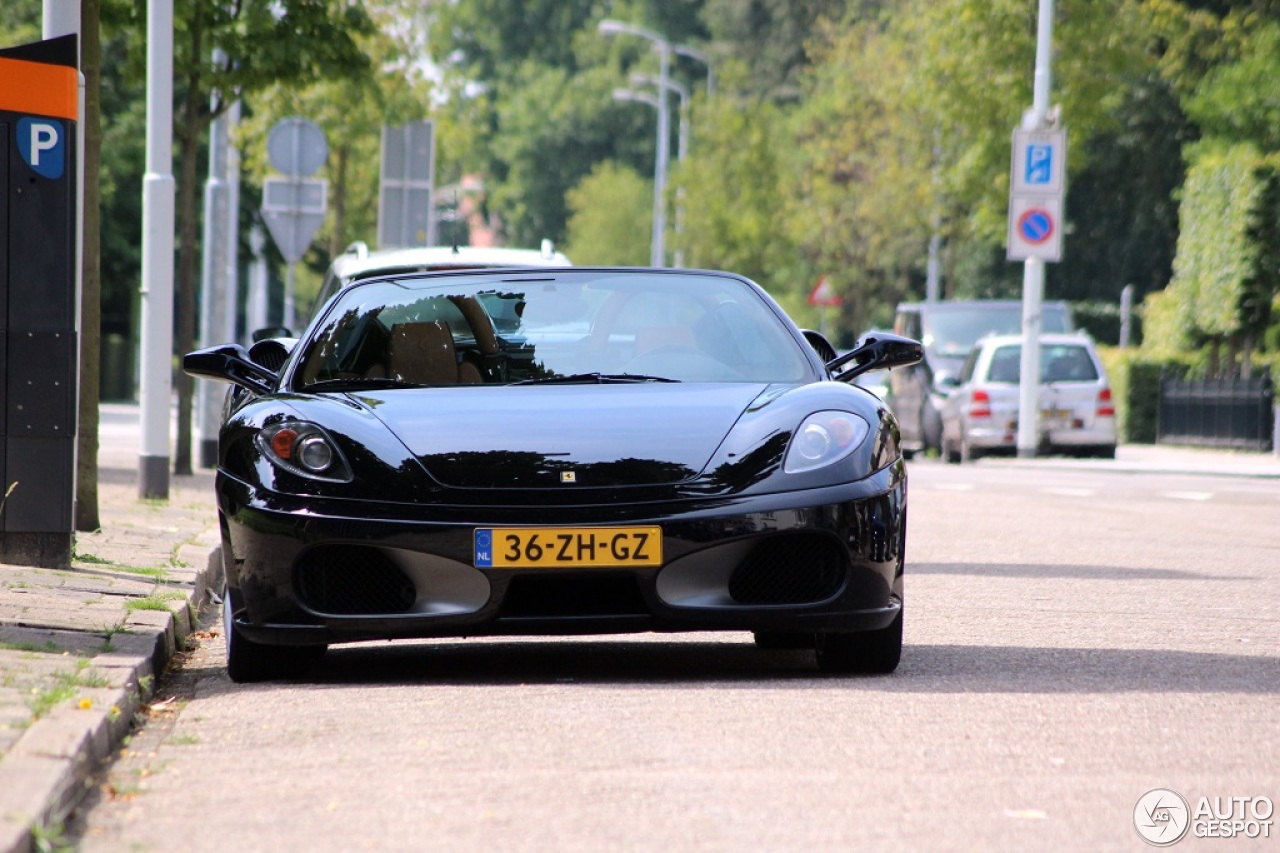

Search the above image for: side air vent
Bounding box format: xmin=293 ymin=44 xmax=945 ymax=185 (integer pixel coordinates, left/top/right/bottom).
xmin=728 ymin=535 xmax=846 ymax=605
xmin=295 ymin=545 xmax=417 ymax=615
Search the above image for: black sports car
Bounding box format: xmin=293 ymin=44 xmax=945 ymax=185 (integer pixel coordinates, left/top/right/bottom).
xmin=184 ymin=267 xmax=922 ymax=681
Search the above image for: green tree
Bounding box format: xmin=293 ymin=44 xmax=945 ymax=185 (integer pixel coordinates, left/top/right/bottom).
xmin=562 ymin=162 xmax=652 ymax=265
xmin=1165 ymin=142 xmax=1278 ymax=371
xmin=108 ymin=0 xmax=376 ymax=476
xmin=671 ymin=71 xmax=800 ymax=293
xmin=242 ymin=1 xmax=444 ymax=312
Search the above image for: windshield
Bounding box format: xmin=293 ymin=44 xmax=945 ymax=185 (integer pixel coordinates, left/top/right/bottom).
xmin=293 ymin=270 xmax=814 ymax=388
xmin=924 ymin=304 xmax=1071 ymax=359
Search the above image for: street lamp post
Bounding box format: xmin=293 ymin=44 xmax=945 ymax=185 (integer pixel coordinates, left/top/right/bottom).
xmin=611 ymin=87 xmax=664 ymax=265
xmin=599 ymin=20 xmax=674 ymax=267
xmin=672 ymin=44 xmax=713 ymax=96
xmin=632 ymin=73 xmax=690 ymax=266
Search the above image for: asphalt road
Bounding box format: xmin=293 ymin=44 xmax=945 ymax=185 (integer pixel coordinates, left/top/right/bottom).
xmin=68 ymin=458 xmax=1280 ymax=852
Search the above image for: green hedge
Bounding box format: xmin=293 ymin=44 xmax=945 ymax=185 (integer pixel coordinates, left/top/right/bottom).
xmin=1097 ymin=348 xmax=1194 ymax=444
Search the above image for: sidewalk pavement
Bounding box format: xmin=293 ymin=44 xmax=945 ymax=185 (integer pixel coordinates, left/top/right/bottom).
xmin=0 ymin=408 xmax=222 ymax=853
xmin=0 ymin=414 xmax=1278 ymax=852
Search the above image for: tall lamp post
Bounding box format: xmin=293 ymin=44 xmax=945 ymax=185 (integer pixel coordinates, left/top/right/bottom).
xmin=599 ymin=20 xmax=672 ymax=267
xmin=611 ymin=87 xmax=663 ymax=264
xmin=672 ymin=44 xmax=714 ymax=96
xmin=631 ymin=73 xmax=690 ymax=266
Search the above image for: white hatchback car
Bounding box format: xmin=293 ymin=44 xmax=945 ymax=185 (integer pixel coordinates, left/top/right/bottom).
xmin=939 ymin=333 xmax=1117 ymax=462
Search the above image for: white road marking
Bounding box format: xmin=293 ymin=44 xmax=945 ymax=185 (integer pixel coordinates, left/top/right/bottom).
xmin=932 ymin=483 xmax=976 ymax=492
xmin=1162 ymin=490 xmax=1214 ymax=501
xmin=1040 ymin=487 xmax=1095 ymax=497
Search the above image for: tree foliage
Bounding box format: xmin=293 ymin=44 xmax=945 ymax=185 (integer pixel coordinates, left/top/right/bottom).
xmin=1160 ymin=140 xmax=1279 ymax=368
xmin=563 ymin=162 xmax=652 ymax=265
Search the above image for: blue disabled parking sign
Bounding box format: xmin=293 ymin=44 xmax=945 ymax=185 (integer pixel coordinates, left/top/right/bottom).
xmin=1011 ymin=128 xmax=1065 ymax=195
xmin=1025 ymin=144 xmax=1053 ymax=185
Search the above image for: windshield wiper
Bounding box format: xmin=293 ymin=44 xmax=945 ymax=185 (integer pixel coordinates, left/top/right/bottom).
xmin=305 ymin=377 xmax=431 ymax=392
xmin=511 ymin=372 xmax=680 ymax=386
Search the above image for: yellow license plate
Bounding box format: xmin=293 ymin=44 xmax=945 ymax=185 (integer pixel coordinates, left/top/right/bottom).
xmin=474 ymin=526 xmax=663 ymax=568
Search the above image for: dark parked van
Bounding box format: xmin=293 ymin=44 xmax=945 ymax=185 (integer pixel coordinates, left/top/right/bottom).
xmin=887 ymin=299 xmax=1074 ymax=456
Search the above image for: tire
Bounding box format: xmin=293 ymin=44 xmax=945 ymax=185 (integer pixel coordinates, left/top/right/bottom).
xmin=921 ymin=402 xmax=944 ymax=454
xmin=815 ymin=608 xmax=903 ymax=674
xmin=753 ymin=630 xmax=816 ymax=650
xmin=223 ymin=586 xmax=324 ymax=683
xmin=959 ymin=429 xmax=983 ymax=464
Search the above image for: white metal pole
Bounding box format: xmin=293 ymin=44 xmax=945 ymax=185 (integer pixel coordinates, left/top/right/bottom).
xmin=284 ymin=262 xmax=296 ymax=331
xmin=672 ymin=82 xmax=688 ymax=268
xmin=651 ymin=42 xmax=671 ymax=268
xmin=247 ymin=225 xmax=268 ymax=338
xmin=197 ymin=77 xmax=228 ymax=469
xmin=1016 ymin=0 xmax=1054 ymax=459
xmin=138 ymin=0 xmax=175 ymax=498
xmin=224 ymin=98 xmax=242 ymax=345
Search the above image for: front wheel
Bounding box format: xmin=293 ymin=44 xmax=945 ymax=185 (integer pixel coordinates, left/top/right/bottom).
xmin=223 ymin=586 xmax=325 ymax=683
xmin=921 ymin=402 xmax=944 ymax=454
xmin=959 ymin=429 xmax=983 ymax=464
xmin=815 ymin=609 xmax=903 ymax=674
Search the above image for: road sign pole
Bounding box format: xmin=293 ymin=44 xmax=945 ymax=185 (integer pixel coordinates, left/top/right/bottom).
xmin=1016 ymin=0 xmax=1055 ymax=459
xmin=138 ymin=0 xmax=174 ymax=499
xmin=284 ymin=262 xmax=296 ymax=332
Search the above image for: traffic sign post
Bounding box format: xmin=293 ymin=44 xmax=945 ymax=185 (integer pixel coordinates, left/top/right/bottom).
xmin=1010 ymin=0 xmax=1060 ymax=460
xmin=1007 ymin=194 xmax=1063 ymax=262
xmin=261 ymin=118 xmax=329 ymax=331
xmin=378 ymin=122 xmax=436 ymax=248
xmin=1007 ymin=129 xmax=1066 ymax=262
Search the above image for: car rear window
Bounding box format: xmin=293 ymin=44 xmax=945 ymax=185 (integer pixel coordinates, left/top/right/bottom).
xmin=985 ymin=343 xmax=1099 ymax=383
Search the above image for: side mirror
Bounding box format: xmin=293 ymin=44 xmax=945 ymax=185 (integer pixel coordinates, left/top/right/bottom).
xmin=934 ymin=371 xmax=959 ymax=390
xmin=827 ymin=332 xmax=923 ymax=383
xmin=184 ymin=344 xmax=278 ymax=396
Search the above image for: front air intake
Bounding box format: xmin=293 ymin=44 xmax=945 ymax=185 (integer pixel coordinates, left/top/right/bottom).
xmin=295 ymin=545 xmax=417 ymax=615
xmin=728 ymin=535 xmax=846 ymax=605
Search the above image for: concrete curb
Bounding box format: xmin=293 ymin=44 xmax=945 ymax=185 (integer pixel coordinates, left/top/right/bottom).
xmin=0 ymin=540 xmax=222 ymax=853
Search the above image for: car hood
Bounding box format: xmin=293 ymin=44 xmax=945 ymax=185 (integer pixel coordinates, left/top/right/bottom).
xmin=354 ymin=383 xmax=771 ymax=488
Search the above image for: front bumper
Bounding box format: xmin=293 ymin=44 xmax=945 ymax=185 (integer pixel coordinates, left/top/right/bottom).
xmin=217 ymin=462 xmax=907 ymax=646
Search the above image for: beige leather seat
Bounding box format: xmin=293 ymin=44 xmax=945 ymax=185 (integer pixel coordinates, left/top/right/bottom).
xmin=388 ymin=321 xmax=465 ymax=385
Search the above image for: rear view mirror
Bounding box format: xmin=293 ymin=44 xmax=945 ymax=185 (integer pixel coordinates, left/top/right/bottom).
xmin=184 ymin=344 xmax=278 ymax=396
xmin=827 ymin=332 xmax=923 ymax=383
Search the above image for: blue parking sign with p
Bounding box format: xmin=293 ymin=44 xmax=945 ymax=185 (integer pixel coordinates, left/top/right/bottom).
xmin=17 ymin=117 xmax=65 ymax=180
xmin=1025 ymin=144 xmax=1052 ymax=185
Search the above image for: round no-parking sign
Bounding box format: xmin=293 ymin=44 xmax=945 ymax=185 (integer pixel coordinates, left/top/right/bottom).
xmin=1017 ymin=208 xmax=1054 ymax=244
xmin=1007 ymin=195 xmax=1063 ymax=261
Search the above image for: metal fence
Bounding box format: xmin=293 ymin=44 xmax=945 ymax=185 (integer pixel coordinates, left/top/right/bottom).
xmin=1157 ymin=371 xmax=1275 ymax=451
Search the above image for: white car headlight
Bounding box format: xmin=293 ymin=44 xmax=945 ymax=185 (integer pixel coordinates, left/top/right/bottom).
xmin=784 ymin=411 xmax=871 ymax=473
xmin=257 ymin=421 xmax=353 ymax=483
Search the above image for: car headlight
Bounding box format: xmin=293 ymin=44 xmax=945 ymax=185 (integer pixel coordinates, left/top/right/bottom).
xmin=784 ymin=411 xmax=870 ymax=473
xmin=256 ymin=421 xmax=353 ymax=483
